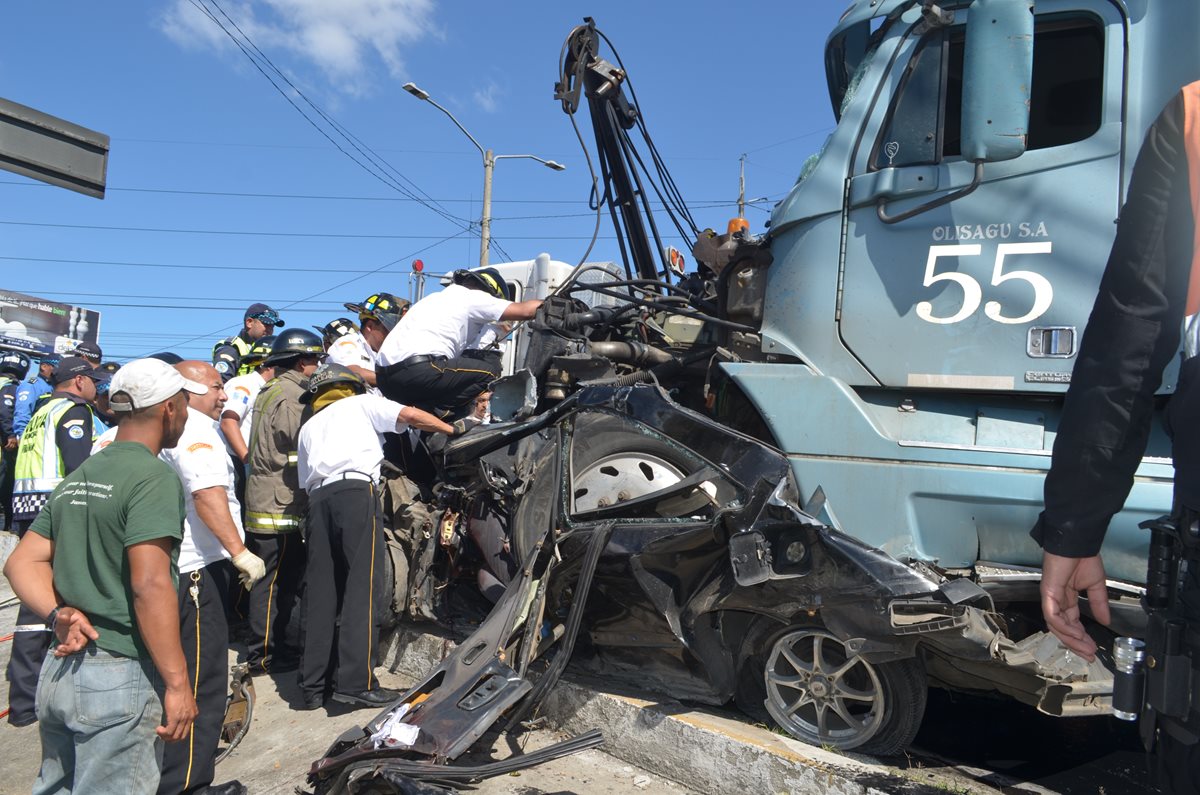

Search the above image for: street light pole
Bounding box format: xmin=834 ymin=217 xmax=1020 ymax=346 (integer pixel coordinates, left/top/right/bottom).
xmin=403 ymin=82 xmax=565 ymax=267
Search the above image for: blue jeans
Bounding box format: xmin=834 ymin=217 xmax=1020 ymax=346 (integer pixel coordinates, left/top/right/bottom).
xmin=33 ymin=646 xmax=165 ymax=795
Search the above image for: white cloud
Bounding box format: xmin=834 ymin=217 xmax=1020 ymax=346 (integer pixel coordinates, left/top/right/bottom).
xmin=159 ymin=0 xmax=438 ymax=95
xmin=471 ymin=78 xmax=503 ymax=113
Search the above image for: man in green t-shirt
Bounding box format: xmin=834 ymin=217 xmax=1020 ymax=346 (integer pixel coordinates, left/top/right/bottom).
xmin=3 ymin=358 xmax=208 ymax=795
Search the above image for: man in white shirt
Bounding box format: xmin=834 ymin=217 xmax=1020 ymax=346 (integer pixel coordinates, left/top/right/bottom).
xmin=295 ymin=364 xmax=452 ymax=710
xmin=374 ymin=269 xmax=541 ymax=418
xmin=316 ymin=316 xmax=381 ymax=388
xmin=157 ymin=361 xmax=266 ymax=795
xmin=220 ymin=336 xmax=276 ymax=514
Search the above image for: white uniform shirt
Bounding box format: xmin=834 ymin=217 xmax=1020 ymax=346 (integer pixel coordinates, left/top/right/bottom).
xmin=326 ymin=331 xmax=376 ymax=371
xmin=160 ymin=407 xmax=245 ymax=573
xmin=297 ymin=394 xmax=409 ymax=493
xmin=377 ymin=284 xmax=510 ymax=366
xmin=91 ymin=424 xmax=117 ymax=454
xmin=223 ymin=370 xmax=267 ymax=450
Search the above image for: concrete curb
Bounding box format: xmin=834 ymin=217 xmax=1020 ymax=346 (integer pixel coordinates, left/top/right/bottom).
xmin=379 ymin=625 xmax=986 ymax=795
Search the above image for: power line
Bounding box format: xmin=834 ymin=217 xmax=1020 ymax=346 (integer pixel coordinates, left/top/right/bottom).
xmin=9 ymin=289 xmax=349 ymax=304
xmin=0 ymin=219 xmax=685 ymax=241
xmin=0 ymin=179 xmax=780 ymax=208
xmin=189 ymin=0 xmax=479 ymax=243
xmin=131 ymin=228 xmax=469 ymax=358
xmin=0 ymin=255 xmax=413 ymax=274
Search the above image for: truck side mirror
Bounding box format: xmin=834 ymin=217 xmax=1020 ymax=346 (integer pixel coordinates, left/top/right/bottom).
xmin=961 ymin=0 xmax=1034 ymax=163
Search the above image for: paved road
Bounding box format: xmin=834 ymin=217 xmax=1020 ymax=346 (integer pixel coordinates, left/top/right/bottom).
xmin=0 ymin=571 xmax=694 ymax=795
xmin=0 ymin=547 xmax=1161 ymax=794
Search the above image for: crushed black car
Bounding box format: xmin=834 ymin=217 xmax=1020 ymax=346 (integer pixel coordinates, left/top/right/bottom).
xmin=307 ymin=379 xmax=1111 ymax=793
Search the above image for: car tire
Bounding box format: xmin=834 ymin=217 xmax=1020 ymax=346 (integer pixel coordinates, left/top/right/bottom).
xmin=737 ymin=622 xmax=927 ymax=755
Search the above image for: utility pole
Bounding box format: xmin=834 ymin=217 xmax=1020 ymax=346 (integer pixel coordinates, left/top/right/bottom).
xmin=403 ymin=82 xmax=565 ymax=267
xmin=481 ymin=149 xmax=495 ymax=266
xmin=738 ymin=153 xmax=747 ymax=219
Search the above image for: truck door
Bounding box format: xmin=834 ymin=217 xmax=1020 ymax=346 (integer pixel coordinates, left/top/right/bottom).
xmin=838 ymin=3 xmax=1125 ymax=392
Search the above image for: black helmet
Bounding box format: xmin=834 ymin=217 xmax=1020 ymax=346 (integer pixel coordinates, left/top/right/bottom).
xmin=300 ymin=362 xmax=367 ymax=404
xmin=451 ymin=268 xmax=511 ymax=301
xmin=345 ymin=293 xmax=409 ymax=332
xmin=98 ymin=361 xmax=121 ymax=375
xmin=312 ymin=317 xmax=360 ymax=342
xmin=243 ymin=335 xmax=277 ymax=368
xmin=264 ymin=328 xmax=325 ymax=366
xmin=0 ymin=350 xmax=30 ymax=379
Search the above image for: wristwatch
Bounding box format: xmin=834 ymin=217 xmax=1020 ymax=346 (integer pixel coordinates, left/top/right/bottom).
xmin=45 ymin=606 xmax=61 ymax=631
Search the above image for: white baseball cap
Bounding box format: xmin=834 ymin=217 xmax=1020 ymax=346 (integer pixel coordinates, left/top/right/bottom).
xmin=109 ymin=358 xmax=207 ymax=413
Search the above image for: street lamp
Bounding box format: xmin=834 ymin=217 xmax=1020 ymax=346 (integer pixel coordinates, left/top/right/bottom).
xmin=403 ymin=81 xmax=565 ymax=266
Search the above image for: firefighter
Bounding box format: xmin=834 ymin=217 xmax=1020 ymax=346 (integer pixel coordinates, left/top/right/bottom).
xmin=295 ymin=364 xmax=452 ymax=709
xmin=213 ymin=303 xmax=284 ymax=379
xmin=157 ymin=361 xmax=262 ymax=795
xmin=315 ymin=315 xmax=380 ymax=388
xmin=243 ymin=329 xmax=323 ymax=675
xmin=1034 ymin=82 xmax=1200 ymax=794
xmin=0 ymin=350 xmax=30 ymax=531
xmin=6 ymin=356 xmax=110 ymax=726
xmin=374 ymin=271 xmax=541 ymax=418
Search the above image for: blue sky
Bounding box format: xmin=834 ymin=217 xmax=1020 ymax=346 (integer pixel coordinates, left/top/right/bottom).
xmin=0 ymin=1 xmax=843 ymax=363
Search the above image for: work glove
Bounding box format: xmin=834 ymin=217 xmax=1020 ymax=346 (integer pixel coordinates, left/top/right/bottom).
xmin=451 ymin=419 xmax=470 ymax=436
xmin=231 ymin=549 xmax=267 ymax=590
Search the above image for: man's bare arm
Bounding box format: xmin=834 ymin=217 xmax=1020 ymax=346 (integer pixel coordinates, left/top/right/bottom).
xmin=348 ymin=364 xmax=377 ymax=387
xmin=193 ymin=486 xmax=246 ymax=556
xmin=398 ymin=406 xmax=455 ymax=435
xmin=3 ymin=531 xmax=58 ymax=619
xmin=220 ymin=413 xmax=248 ymax=462
xmin=128 ymin=538 xmax=197 ymax=742
xmin=499 ymin=299 xmax=542 ymax=322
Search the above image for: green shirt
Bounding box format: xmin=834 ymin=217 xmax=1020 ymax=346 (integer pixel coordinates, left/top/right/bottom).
xmin=31 ymin=441 xmax=185 ymax=659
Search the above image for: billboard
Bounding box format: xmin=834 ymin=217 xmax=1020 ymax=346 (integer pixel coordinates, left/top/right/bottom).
xmin=0 ymin=290 xmax=101 ymax=357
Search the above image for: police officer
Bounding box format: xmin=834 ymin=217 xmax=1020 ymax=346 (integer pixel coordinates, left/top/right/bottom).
xmin=374 ymin=271 xmax=542 ymax=417
xmin=213 ymin=303 xmax=284 ymax=379
xmin=1034 ymin=83 xmax=1200 ymax=793
xmin=315 ymin=316 xmax=381 ymax=388
xmin=6 ymin=355 xmax=110 ymax=726
xmin=244 ymin=329 xmax=323 ymax=675
xmin=296 ymin=364 xmax=452 ymax=709
xmin=13 ymin=354 xmax=58 ymax=438
xmin=71 ymin=341 xmax=102 ymax=368
xmin=0 ymin=350 xmax=30 ymax=531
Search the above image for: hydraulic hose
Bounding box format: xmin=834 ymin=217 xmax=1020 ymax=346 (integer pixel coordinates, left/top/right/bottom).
xmin=588 ymin=340 xmax=674 ymax=367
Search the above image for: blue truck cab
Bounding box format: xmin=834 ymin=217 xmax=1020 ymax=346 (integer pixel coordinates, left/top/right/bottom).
xmin=720 ymin=0 xmax=1199 ymax=588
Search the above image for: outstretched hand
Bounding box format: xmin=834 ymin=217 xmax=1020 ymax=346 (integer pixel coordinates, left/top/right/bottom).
xmin=52 ymin=607 xmax=99 ymax=656
xmin=1040 ymin=551 xmax=1111 ymax=660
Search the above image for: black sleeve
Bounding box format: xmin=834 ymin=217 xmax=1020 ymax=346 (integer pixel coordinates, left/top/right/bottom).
xmin=1032 ymin=91 xmax=1194 ymax=557
xmin=55 ymin=404 xmax=94 ymax=475
xmin=0 ymin=385 xmax=15 ymax=438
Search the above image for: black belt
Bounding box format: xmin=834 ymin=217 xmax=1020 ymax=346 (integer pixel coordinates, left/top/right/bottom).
xmin=391 ymin=354 xmax=445 ymax=369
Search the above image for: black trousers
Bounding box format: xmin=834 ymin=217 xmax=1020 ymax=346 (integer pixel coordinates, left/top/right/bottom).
xmin=0 ymin=446 xmax=15 ymax=530
xmin=159 ymin=560 xmax=233 ymax=795
xmin=6 ymin=521 xmax=48 ymax=723
xmin=377 ymin=356 xmax=500 ymax=418
xmin=300 ymin=479 xmax=385 ymax=697
xmin=245 ymin=530 xmax=304 ymax=673
xmin=6 ymin=602 xmax=48 ymax=723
